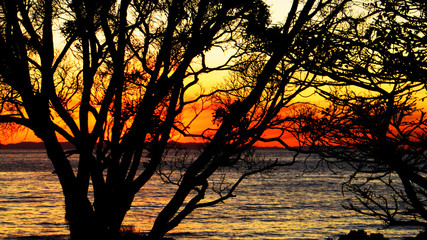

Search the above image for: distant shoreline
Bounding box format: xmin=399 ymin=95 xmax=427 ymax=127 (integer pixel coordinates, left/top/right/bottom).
xmin=0 ymin=141 xmax=285 ymax=150
xmin=0 ymin=142 xmax=52 ymax=150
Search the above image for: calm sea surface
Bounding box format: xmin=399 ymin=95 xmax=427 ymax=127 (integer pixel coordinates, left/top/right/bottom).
xmin=0 ymin=149 xmax=423 ymax=239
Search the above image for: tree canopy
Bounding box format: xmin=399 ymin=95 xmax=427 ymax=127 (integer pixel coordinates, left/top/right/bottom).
xmin=0 ymin=0 xmax=353 ymax=239
xmin=290 ymin=0 xmax=427 ymax=228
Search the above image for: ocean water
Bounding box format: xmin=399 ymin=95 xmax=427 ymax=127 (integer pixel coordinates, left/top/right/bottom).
xmin=0 ymin=149 xmax=423 ymax=239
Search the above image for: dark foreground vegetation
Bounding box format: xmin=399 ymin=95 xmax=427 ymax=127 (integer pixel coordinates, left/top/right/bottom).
xmin=328 ymin=229 xmax=427 ymax=240
xmin=329 ymin=230 xmax=388 ymax=240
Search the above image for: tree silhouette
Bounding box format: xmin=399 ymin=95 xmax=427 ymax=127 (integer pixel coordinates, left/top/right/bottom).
xmin=0 ymin=0 xmax=350 ymax=239
xmin=290 ymin=0 xmax=427 ymax=229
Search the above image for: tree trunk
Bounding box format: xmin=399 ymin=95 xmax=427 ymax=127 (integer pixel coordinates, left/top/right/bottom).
xmin=148 ymin=179 xmax=194 ymax=240
xmin=65 ymin=193 xmax=131 ymax=240
xmin=65 ymin=195 xmax=99 ymax=240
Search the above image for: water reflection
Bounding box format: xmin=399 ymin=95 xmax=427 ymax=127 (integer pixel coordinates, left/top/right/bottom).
xmin=0 ymin=150 xmax=423 ymax=239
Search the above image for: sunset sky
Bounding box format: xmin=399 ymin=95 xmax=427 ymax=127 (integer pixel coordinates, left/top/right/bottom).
xmin=0 ymin=1 xmax=300 ymax=146
xmin=2 ymin=2 xmax=426 ymax=239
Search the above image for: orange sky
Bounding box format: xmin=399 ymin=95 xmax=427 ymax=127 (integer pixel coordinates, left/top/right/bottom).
xmin=8 ymin=0 xmax=423 ymax=149
xmin=1 ymin=1 xmax=295 ymax=146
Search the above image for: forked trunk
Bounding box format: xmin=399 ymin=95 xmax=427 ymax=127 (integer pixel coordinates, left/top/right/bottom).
xmin=66 ymin=207 xmax=128 ymax=239
xmin=64 ymin=189 xmax=133 ymax=240
xmin=64 ymin=192 xmax=100 ymax=240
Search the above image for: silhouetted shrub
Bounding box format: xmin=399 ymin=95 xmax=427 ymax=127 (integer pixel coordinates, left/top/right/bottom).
xmin=336 ymin=230 xmax=388 ymax=240
xmin=119 ymin=225 xmax=175 ymax=240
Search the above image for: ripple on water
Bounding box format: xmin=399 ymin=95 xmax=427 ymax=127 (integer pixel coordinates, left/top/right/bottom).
xmin=0 ymin=149 xmax=424 ymax=239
